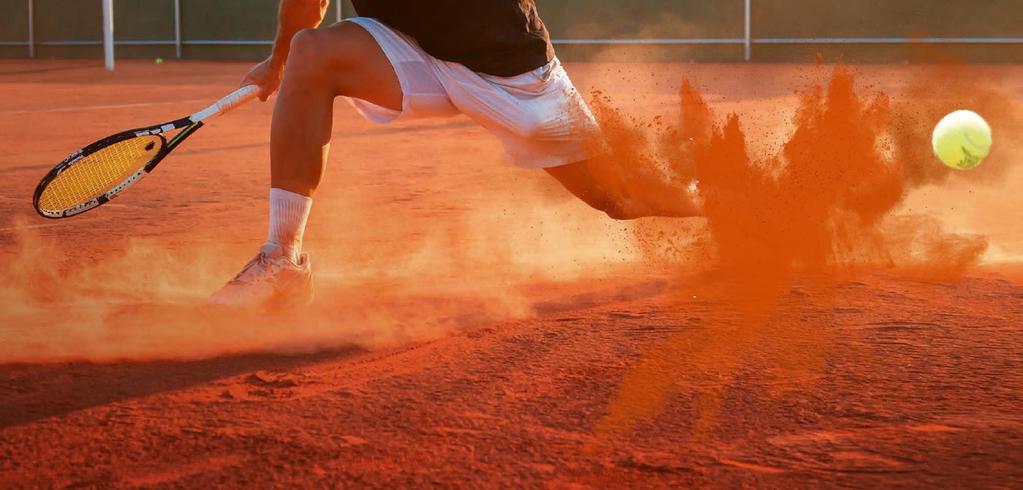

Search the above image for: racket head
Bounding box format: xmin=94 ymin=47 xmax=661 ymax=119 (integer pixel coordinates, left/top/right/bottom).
xmin=32 ymin=115 xmax=206 ymax=220
xmin=33 ymin=130 xmax=172 ymax=219
xmin=32 ymin=86 xmax=256 ymax=220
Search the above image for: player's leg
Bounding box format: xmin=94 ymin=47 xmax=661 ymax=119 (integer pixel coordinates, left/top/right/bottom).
xmin=545 ymin=159 xmax=702 ymax=220
xmin=210 ymin=22 xmax=401 ymax=308
xmin=428 ymin=57 xmax=701 ymax=221
xmin=271 ymin=22 xmax=402 ymax=197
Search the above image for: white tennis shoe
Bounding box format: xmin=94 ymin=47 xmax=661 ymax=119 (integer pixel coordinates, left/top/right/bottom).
xmin=208 ymin=243 xmax=313 ymax=309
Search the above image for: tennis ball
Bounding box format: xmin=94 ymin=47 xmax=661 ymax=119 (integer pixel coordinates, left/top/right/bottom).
xmin=154 ymin=57 xmax=164 ymax=65
xmin=931 ymin=110 xmax=992 ymax=170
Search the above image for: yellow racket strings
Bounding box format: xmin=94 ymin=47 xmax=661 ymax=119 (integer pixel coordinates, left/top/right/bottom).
xmin=37 ymin=135 xmax=162 ymax=212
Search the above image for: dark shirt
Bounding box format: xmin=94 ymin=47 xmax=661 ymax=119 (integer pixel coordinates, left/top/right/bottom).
xmin=351 ymin=0 xmax=555 ymax=77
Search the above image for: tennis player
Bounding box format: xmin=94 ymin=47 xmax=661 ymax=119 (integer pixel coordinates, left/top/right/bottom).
xmin=210 ymin=0 xmax=701 ymax=307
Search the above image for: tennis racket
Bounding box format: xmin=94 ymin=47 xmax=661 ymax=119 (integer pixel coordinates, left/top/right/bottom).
xmin=33 ymin=85 xmax=260 ymax=219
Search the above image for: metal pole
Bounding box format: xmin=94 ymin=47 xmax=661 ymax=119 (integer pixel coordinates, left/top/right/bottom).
xmin=336 ymin=0 xmax=342 ymax=23
xmin=27 ymin=0 xmax=34 ymax=58
xmin=102 ymin=0 xmax=114 ymax=70
xmin=174 ymin=0 xmax=182 ymax=58
xmin=555 ymin=38 xmax=744 ymax=45
xmin=744 ymin=0 xmax=751 ymax=61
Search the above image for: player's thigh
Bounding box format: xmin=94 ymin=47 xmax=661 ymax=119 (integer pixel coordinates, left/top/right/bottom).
xmin=292 ymin=22 xmax=402 ymax=111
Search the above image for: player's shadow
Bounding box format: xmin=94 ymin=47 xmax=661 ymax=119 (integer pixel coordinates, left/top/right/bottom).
xmin=0 ymin=279 xmax=672 ymax=429
xmin=0 ymin=347 xmax=364 ymax=428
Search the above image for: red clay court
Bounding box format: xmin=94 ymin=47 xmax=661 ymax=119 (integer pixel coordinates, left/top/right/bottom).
xmin=1 ymin=57 xmax=1022 ymax=486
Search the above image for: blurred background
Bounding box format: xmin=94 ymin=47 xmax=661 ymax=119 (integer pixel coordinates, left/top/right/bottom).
xmin=1 ymin=0 xmax=1022 ymax=63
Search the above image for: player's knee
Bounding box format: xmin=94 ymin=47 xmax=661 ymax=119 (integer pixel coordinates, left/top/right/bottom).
xmin=290 ymin=28 xmax=319 ymax=55
xmin=287 ymin=29 xmax=324 ymax=77
xmin=288 ymin=24 xmax=371 ymax=94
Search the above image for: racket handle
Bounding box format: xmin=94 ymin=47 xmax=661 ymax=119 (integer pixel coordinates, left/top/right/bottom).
xmin=190 ymin=85 xmax=260 ymax=122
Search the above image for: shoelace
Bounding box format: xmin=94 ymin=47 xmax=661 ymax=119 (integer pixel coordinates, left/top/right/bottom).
xmin=229 ymin=253 xmax=281 ymax=285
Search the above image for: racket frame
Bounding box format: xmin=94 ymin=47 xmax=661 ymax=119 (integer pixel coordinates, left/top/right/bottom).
xmin=32 ymin=85 xmax=258 ymax=219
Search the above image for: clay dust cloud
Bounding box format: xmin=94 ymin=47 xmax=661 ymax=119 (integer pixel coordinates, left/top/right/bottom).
xmin=584 ymin=66 xmax=994 ymax=438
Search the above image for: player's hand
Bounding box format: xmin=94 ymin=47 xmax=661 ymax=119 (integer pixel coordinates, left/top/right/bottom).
xmin=241 ymin=57 xmax=284 ymax=102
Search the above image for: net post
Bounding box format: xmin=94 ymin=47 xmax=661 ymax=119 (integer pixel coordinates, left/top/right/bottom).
xmin=744 ymin=0 xmax=752 ymax=61
xmin=336 ymin=0 xmax=342 ymax=23
xmin=174 ymin=0 xmax=182 ymax=59
xmin=102 ymin=0 xmax=114 ymax=70
xmin=27 ymin=0 xmax=35 ymax=58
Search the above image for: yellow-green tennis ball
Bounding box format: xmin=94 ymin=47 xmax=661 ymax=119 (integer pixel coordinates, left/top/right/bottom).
xmin=932 ymin=110 xmax=992 ymax=170
xmin=154 ymin=57 xmax=164 ymax=65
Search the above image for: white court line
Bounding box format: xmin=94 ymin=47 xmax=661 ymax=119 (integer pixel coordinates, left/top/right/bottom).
xmin=0 ymin=195 xmax=129 ymax=208
xmin=0 ymin=195 xmax=130 ymax=231
xmin=0 ymin=222 xmax=67 ymax=232
xmin=0 ymin=99 xmax=209 ymax=116
xmin=0 ymin=207 xmax=130 ymax=232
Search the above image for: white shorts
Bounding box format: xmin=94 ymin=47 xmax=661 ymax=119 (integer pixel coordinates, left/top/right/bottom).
xmin=345 ymin=17 xmax=600 ymax=169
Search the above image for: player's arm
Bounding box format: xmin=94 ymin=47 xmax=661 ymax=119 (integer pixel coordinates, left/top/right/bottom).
xmin=242 ymin=0 xmax=331 ymax=101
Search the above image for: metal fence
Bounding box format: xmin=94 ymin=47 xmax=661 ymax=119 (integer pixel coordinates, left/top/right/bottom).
xmin=0 ymin=0 xmax=317 ymax=61
xmin=3 ymin=0 xmax=1023 ymax=64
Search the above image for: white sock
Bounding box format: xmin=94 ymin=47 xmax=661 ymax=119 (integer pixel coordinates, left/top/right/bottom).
xmin=266 ymin=188 xmax=313 ymax=262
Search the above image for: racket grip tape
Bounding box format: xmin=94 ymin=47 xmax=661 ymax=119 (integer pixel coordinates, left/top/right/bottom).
xmin=190 ymin=85 xmax=260 ymax=122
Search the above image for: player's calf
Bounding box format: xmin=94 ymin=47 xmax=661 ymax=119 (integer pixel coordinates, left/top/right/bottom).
xmin=546 ymin=159 xmax=703 ymax=220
